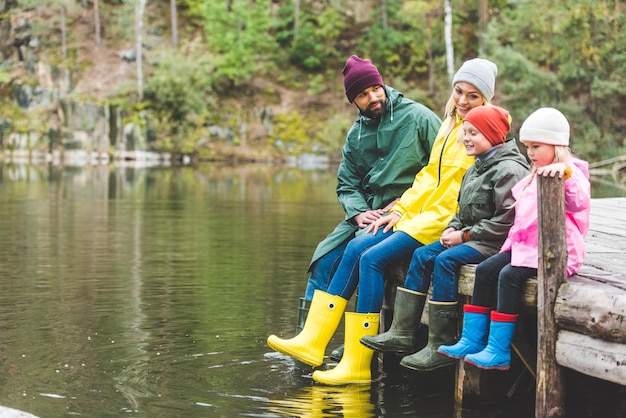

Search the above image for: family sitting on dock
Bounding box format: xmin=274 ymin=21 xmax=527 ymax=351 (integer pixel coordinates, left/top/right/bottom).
xmin=267 ymin=55 xmax=592 ymax=385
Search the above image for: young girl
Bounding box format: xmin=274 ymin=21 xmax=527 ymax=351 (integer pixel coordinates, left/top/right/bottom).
xmin=360 ymin=105 xmax=529 ymax=372
xmin=438 ymin=107 xmax=591 ymax=370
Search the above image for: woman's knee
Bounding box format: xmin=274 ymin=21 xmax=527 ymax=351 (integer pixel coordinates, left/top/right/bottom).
xmin=360 ymin=247 xmax=385 ymax=271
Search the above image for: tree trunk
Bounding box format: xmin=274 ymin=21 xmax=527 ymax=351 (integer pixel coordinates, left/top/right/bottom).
xmin=381 ymin=0 xmax=388 ymax=30
xmin=61 ymin=5 xmax=67 ymax=57
xmin=293 ymin=0 xmax=299 ymax=38
xmin=444 ymin=0 xmax=454 ymax=82
xmin=135 ymin=0 xmax=146 ymax=102
xmin=478 ymin=0 xmax=487 ymax=55
xmin=427 ymin=13 xmax=434 ymax=96
xmin=170 ymin=0 xmax=178 ymax=48
xmin=95 ymin=0 xmax=101 ymax=48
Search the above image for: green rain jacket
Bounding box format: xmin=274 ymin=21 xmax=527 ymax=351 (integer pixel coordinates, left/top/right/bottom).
xmin=309 ymin=86 xmax=441 ymax=269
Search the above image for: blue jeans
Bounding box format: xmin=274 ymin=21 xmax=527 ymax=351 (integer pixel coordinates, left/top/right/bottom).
xmin=326 ymin=230 xmax=423 ymax=313
xmin=404 ymin=241 xmax=485 ymax=302
xmin=304 ymin=240 xmax=349 ymax=300
xmin=471 ymin=250 xmax=538 ymax=314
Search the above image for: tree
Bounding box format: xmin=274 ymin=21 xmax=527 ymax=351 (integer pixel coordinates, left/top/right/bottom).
xmin=135 ymin=0 xmax=146 ymax=101
xmin=293 ymin=0 xmax=300 ymax=38
xmin=444 ymin=0 xmax=454 ymax=82
xmin=95 ymin=0 xmax=101 ymax=48
xmin=171 ymin=0 xmax=178 ymax=48
xmin=61 ymin=4 xmax=67 ymax=57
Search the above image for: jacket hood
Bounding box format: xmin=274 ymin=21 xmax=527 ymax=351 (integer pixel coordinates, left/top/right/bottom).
xmin=475 ymin=139 xmax=529 ymax=174
xmin=570 ymin=156 xmax=590 ymax=178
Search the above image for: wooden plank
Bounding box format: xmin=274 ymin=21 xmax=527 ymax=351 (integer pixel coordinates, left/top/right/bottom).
xmin=572 ymin=267 xmax=626 ymax=290
xmin=381 ymin=197 xmax=626 ymax=406
xmin=556 ymin=330 xmax=626 ymax=386
xmin=555 ymin=281 xmax=626 ymax=343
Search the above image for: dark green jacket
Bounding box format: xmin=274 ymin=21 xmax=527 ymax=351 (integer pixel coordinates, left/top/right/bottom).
xmin=448 ymin=138 xmax=530 ymax=256
xmin=309 ymin=86 xmax=441 ymax=268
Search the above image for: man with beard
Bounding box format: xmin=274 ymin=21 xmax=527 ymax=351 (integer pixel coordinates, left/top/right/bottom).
xmin=293 ymin=55 xmax=441 ymax=360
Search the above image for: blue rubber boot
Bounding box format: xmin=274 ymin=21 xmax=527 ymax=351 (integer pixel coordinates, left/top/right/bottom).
xmin=438 ymin=304 xmax=491 ymax=359
xmin=464 ymin=311 xmax=518 ymax=370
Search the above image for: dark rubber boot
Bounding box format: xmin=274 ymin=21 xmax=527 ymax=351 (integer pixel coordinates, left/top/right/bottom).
xmin=359 ymin=287 xmax=427 ymax=353
xmin=400 ymin=301 xmax=458 ymax=372
xmin=295 ymin=298 xmax=311 ymax=336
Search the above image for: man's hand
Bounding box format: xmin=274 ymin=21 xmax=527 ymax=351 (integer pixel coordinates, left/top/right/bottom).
xmin=353 ymin=209 xmax=385 ymax=229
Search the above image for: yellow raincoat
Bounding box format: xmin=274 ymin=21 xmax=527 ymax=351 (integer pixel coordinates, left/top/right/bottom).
xmin=392 ymin=114 xmax=475 ymax=244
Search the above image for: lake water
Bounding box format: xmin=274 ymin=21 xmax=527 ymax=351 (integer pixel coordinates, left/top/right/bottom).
xmin=0 ymin=162 xmax=624 ymax=418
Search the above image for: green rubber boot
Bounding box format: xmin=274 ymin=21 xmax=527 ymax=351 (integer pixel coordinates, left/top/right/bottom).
xmin=360 ymin=287 xmax=427 ymax=353
xmin=400 ymin=301 xmax=458 ymax=372
xmin=295 ymin=298 xmax=311 ymax=336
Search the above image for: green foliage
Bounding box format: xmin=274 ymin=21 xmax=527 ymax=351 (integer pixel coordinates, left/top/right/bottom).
xmin=357 ymin=0 xmax=432 ymax=81
xmin=6 ymin=0 xmax=626 ymax=162
xmin=195 ymin=1 xmax=277 ymax=85
xmin=312 ymin=112 xmax=354 ymax=152
xmin=289 ymin=8 xmax=345 ymax=71
xmin=488 ymin=0 xmax=626 ymax=160
xmin=270 ymin=112 xmax=312 ymax=154
xmin=144 ymin=49 xmax=216 ymax=123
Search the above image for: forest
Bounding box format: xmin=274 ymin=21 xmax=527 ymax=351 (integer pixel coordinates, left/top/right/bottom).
xmin=1 ymin=0 xmax=625 ymax=163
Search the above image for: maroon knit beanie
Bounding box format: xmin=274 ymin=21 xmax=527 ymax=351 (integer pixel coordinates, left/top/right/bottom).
xmin=342 ymin=55 xmax=384 ymax=103
xmin=464 ymin=105 xmax=511 ymax=145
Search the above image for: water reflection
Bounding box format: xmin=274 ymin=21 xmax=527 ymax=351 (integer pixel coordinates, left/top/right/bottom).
xmin=267 ymin=385 xmax=375 ymax=417
xmin=0 ymin=162 xmax=623 ymax=417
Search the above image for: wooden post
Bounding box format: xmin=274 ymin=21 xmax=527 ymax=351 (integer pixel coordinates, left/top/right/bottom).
xmin=536 ymin=174 xmax=567 ymax=417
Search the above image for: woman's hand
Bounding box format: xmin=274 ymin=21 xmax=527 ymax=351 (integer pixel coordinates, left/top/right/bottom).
xmin=367 ymin=212 xmax=401 ymax=235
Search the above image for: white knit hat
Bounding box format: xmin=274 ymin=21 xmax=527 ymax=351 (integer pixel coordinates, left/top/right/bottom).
xmin=519 ymin=107 xmax=570 ymax=146
xmin=452 ymin=58 xmax=498 ymax=101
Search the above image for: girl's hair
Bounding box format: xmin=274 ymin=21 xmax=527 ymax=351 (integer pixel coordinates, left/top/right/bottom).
xmin=553 ymin=145 xmax=571 ymax=163
xmin=440 ymin=90 xmax=490 ymax=140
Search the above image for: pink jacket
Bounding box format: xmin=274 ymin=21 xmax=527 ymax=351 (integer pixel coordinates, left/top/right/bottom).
xmin=500 ymin=157 xmax=591 ymax=275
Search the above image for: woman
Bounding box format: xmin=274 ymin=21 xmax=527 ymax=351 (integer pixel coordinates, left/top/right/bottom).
xmin=268 ymin=58 xmax=499 ymax=385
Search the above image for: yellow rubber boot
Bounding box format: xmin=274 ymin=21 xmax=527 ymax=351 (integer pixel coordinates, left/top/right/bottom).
xmin=267 ymin=290 xmax=347 ymax=367
xmin=312 ymin=312 xmax=380 ymax=385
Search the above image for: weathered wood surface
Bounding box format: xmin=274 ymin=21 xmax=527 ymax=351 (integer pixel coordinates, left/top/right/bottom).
xmin=383 ymin=197 xmax=626 ymax=389
xmin=555 ymin=280 xmax=626 ymax=343
xmin=556 ymin=330 xmax=626 ymax=386
xmin=551 ymin=198 xmax=626 ymax=386
xmin=536 ymin=174 xmax=568 ymax=417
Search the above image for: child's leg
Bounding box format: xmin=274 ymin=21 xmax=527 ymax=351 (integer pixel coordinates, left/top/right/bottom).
xmin=471 ymin=251 xmax=512 ymax=307
xmin=430 ymin=243 xmax=485 ymax=302
xmin=402 ymin=241 xmax=447 ymax=293
xmin=496 ymin=264 xmax=537 ymax=314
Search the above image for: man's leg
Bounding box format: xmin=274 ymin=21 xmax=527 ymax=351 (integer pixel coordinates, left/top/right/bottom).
xmin=304 ymin=241 xmax=349 ymax=301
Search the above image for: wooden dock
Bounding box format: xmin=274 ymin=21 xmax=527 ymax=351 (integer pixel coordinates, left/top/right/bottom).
xmin=383 ymin=194 xmax=626 ymax=416
xmin=455 ymin=196 xmax=626 ymax=413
